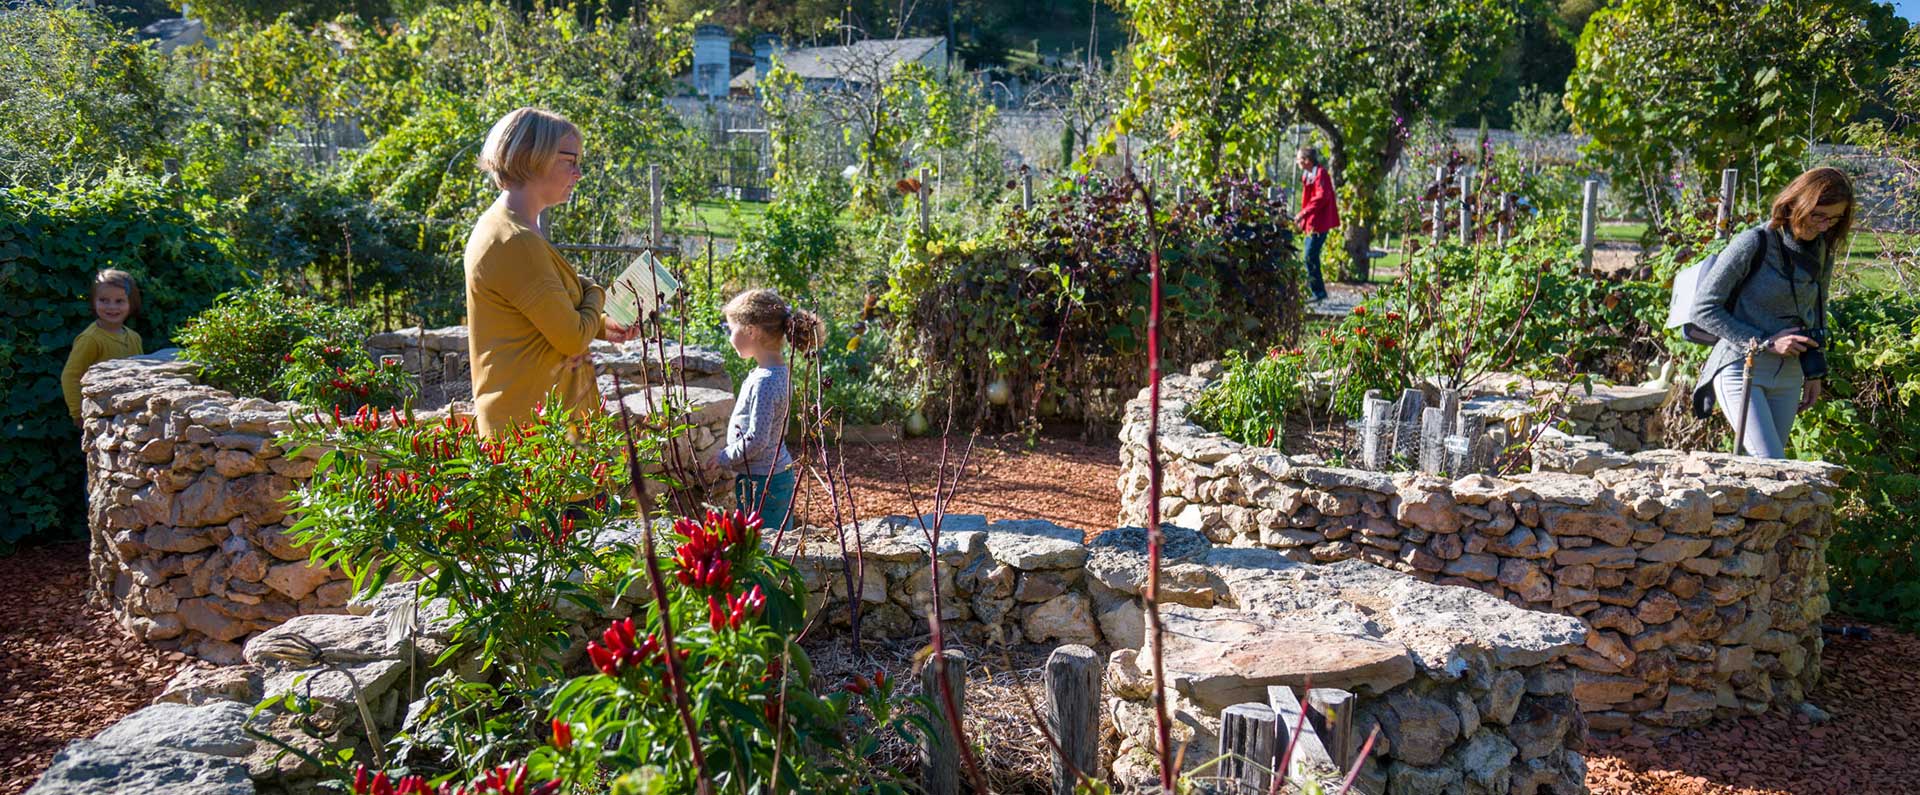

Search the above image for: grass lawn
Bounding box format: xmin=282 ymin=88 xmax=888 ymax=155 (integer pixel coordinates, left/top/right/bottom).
xmin=1596 ymin=221 xmax=1647 ymax=243
xmin=666 ymin=199 xmax=769 ymax=239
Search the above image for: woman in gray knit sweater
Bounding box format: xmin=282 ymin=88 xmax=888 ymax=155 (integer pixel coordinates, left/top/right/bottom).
xmin=1690 ymin=167 xmax=1854 ymax=458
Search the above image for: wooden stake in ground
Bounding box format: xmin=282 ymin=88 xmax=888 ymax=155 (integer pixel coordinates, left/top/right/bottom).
xmin=1580 ymin=179 xmax=1600 ymax=268
xmin=920 ymin=649 xmax=968 ymax=795
xmin=1044 ymin=645 xmax=1100 ymax=795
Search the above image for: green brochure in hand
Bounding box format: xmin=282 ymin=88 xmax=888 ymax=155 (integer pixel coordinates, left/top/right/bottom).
xmin=605 ymin=252 xmax=679 ymax=327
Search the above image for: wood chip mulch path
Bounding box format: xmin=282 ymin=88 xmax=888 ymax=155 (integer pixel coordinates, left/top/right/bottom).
xmin=0 ymin=542 xmax=190 ymax=795
xmin=4 ymin=432 xmax=1919 ymax=795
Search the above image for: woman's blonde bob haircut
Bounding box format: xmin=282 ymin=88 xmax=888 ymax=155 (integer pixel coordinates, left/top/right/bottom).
xmin=477 ymin=107 xmax=580 ymax=190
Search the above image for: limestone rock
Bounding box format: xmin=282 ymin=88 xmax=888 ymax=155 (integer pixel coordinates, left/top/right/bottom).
xmin=244 ymin=613 xmax=402 ymax=666
xmin=984 ymin=519 xmax=1088 ymax=570
xmin=1386 ymin=762 xmax=1461 ymax=795
xmin=26 ymin=740 xmax=253 ymax=795
xmin=263 ymin=561 xmax=336 ymax=601
xmin=1098 ymin=600 xmax=1145 ymax=651
xmin=1148 ymin=604 xmax=1416 ymax=709
xmin=1506 ymin=695 xmax=1574 ymax=760
xmin=1457 ymin=730 xmax=1518 ymax=790
xmin=1022 ymin=593 xmax=1100 ymax=646
xmin=157 ymin=666 xmax=263 ymax=707
xmin=1378 ymin=690 xmax=1460 ymax=767
xmin=92 ymin=702 xmax=257 ymax=758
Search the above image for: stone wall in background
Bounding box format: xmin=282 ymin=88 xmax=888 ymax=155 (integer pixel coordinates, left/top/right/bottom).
xmin=1120 ymin=374 xmax=1843 ymax=736
xmin=792 ymin=517 xmax=1591 ymax=794
xmin=78 ymin=335 xmax=735 ymax=664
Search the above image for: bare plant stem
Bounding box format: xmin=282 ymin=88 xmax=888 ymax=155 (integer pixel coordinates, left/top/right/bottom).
xmin=610 ymin=370 xmax=711 ymax=795
xmin=901 ymin=396 xmax=986 ymax=793
xmin=1134 ymin=169 xmax=1176 ymax=794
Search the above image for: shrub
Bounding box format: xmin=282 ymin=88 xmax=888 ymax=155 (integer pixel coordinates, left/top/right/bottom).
xmin=284 ymin=402 xmax=920 ymax=791
xmin=1191 ymin=347 xmax=1308 ymax=448
xmin=0 ymin=7 xmax=175 ymax=187
xmin=283 ymin=400 xmax=645 ymax=688
xmin=727 ymin=178 xmax=849 ymax=299
xmin=0 ymin=173 xmax=244 ymax=546
xmin=1792 ymin=290 xmax=1920 ymax=628
xmin=175 ymin=286 xmax=378 ymax=402
xmin=885 ymin=173 xmax=1304 ymax=426
xmin=271 ymin=337 xmax=414 ymax=412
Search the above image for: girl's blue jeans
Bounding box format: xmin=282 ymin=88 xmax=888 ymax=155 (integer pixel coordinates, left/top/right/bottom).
xmin=735 ymin=468 xmax=796 ymax=533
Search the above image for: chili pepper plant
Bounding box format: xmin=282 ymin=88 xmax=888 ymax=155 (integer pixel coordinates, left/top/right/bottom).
xmin=282 ymin=396 xmax=664 ymax=689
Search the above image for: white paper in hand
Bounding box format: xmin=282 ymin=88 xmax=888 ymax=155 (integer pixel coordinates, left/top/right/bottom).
xmin=605 ymin=252 xmax=680 ymax=327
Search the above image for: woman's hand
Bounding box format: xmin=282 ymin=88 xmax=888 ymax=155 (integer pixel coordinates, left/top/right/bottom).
xmin=1800 ymin=378 xmax=1823 ymax=411
xmin=602 ymin=316 xmax=640 ymax=343
xmin=1765 ymin=328 xmax=1819 ymax=356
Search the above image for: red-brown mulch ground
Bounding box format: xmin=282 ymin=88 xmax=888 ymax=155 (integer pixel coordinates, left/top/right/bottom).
xmin=0 ymin=543 xmax=188 ymax=795
xmin=1586 ymin=619 xmax=1920 ymax=795
xmin=5 ymin=431 xmax=1920 ymax=795
xmin=790 ymin=431 xmax=1126 ymax=535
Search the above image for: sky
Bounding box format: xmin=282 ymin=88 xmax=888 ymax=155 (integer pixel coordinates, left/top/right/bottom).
xmin=1899 ymin=0 xmax=1920 ymax=24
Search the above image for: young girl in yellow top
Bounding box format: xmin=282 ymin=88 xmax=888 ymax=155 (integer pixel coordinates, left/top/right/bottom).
xmin=62 ymin=270 xmax=144 ymax=426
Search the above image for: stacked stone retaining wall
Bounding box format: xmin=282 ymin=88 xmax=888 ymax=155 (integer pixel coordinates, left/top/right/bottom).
xmin=1120 ymin=374 xmax=1843 ymax=736
xmin=42 ymin=515 xmax=1593 ymax=795
xmin=790 ymin=517 xmax=1591 ymax=794
xmin=78 ymin=335 xmax=735 ymax=664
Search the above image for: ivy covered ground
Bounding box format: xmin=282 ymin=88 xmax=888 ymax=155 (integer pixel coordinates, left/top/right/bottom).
xmin=2 ymin=433 xmax=1917 ymax=795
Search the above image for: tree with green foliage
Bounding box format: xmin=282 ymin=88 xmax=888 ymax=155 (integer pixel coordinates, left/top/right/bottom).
xmin=1565 ymin=0 xmax=1906 ymax=221
xmin=0 ymin=6 xmax=176 ymax=187
xmin=1116 ymin=0 xmax=1519 ymax=281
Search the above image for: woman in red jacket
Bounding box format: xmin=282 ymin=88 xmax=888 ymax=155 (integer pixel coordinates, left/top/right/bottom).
xmin=1295 ymin=145 xmax=1340 ymax=302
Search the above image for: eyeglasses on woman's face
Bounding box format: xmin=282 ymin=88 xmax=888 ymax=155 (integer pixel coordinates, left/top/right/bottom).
xmin=1808 ymin=205 xmax=1848 ymax=224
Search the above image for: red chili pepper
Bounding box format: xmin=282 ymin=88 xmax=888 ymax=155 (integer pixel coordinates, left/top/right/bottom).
xmin=550 ymin=718 xmax=571 ymax=750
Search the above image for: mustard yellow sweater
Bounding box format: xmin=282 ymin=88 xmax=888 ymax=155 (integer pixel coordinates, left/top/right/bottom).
xmin=63 ymin=322 xmax=143 ymax=420
xmin=464 ymin=200 xmax=607 ymax=437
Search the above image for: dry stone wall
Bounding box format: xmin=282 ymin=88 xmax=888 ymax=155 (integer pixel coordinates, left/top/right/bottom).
xmin=1120 ymin=374 xmax=1843 ymax=736
xmin=43 ymin=516 xmax=1591 ymax=795
xmin=78 ymin=336 xmax=735 ymax=664
xmin=792 ymin=518 xmax=1591 ymax=794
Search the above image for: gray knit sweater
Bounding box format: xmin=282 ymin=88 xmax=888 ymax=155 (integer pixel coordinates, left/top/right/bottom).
xmin=1691 ymin=224 xmax=1829 ymax=387
xmin=715 ymin=364 xmax=793 ymax=476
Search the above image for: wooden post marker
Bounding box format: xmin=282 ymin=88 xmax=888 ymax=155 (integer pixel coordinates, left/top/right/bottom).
xmin=1717 ymin=168 xmax=1739 ymax=239
xmin=920 ymin=649 xmax=967 ymax=795
xmin=1431 ymin=166 xmax=1448 ymax=243
xmin=918 ymin=166 xmax=931 ymax=238
xmin=1221 ymin=703 xmax=1281 ymax=793
xmin=1419 ymin=406 xmax=1448 ymax=474
xmin=1306 ymin=689 xmax=1357 ymax=771
xmin=1044 ymin=645 xmax=1100 ymax=795
xmin=1457 ymin=172 xmax=1473 ymax=246
xmin=1580 ymin=179 xmax=1599 ymax=267
xmin=648 ymin=164 xmax=663 ymax=248
xmin=1455 ymin=410 xmax=1490 ymax=474
xmin=1361 ymin=396 xmax=1393 ymax=470
xmin=1022 ymin=170 xmax=1035 ymax=211
xmin=1498 ymin=193 xmax=1515 ymax=245
xmin=1391 ymin=388 xmax=1427 ymax=463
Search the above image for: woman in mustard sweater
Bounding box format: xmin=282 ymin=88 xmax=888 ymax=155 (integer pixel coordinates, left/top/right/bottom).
xmin=464 ymin=108 xmax=637 ymax=436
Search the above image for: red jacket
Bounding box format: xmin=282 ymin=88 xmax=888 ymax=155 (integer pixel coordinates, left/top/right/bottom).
xmin=1298 ymin=166 xmax=1340 ymax=234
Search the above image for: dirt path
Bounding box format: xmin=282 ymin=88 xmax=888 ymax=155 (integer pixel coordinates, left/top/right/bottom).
xmin=5 ymin=433 xmax=1919 ymax=795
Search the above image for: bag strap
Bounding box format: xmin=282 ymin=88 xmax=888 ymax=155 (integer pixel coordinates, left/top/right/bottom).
xmin=1723 ymin=226 xmax=1771 ymax=313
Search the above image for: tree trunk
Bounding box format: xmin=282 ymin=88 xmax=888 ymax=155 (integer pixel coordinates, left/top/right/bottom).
xmin=1342 ymin=221 xmax=1373 ymax=283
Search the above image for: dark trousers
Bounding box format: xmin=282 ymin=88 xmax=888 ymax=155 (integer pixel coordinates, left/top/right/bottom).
xmin=1303 ymin=232 xmax=1329 ymax=299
